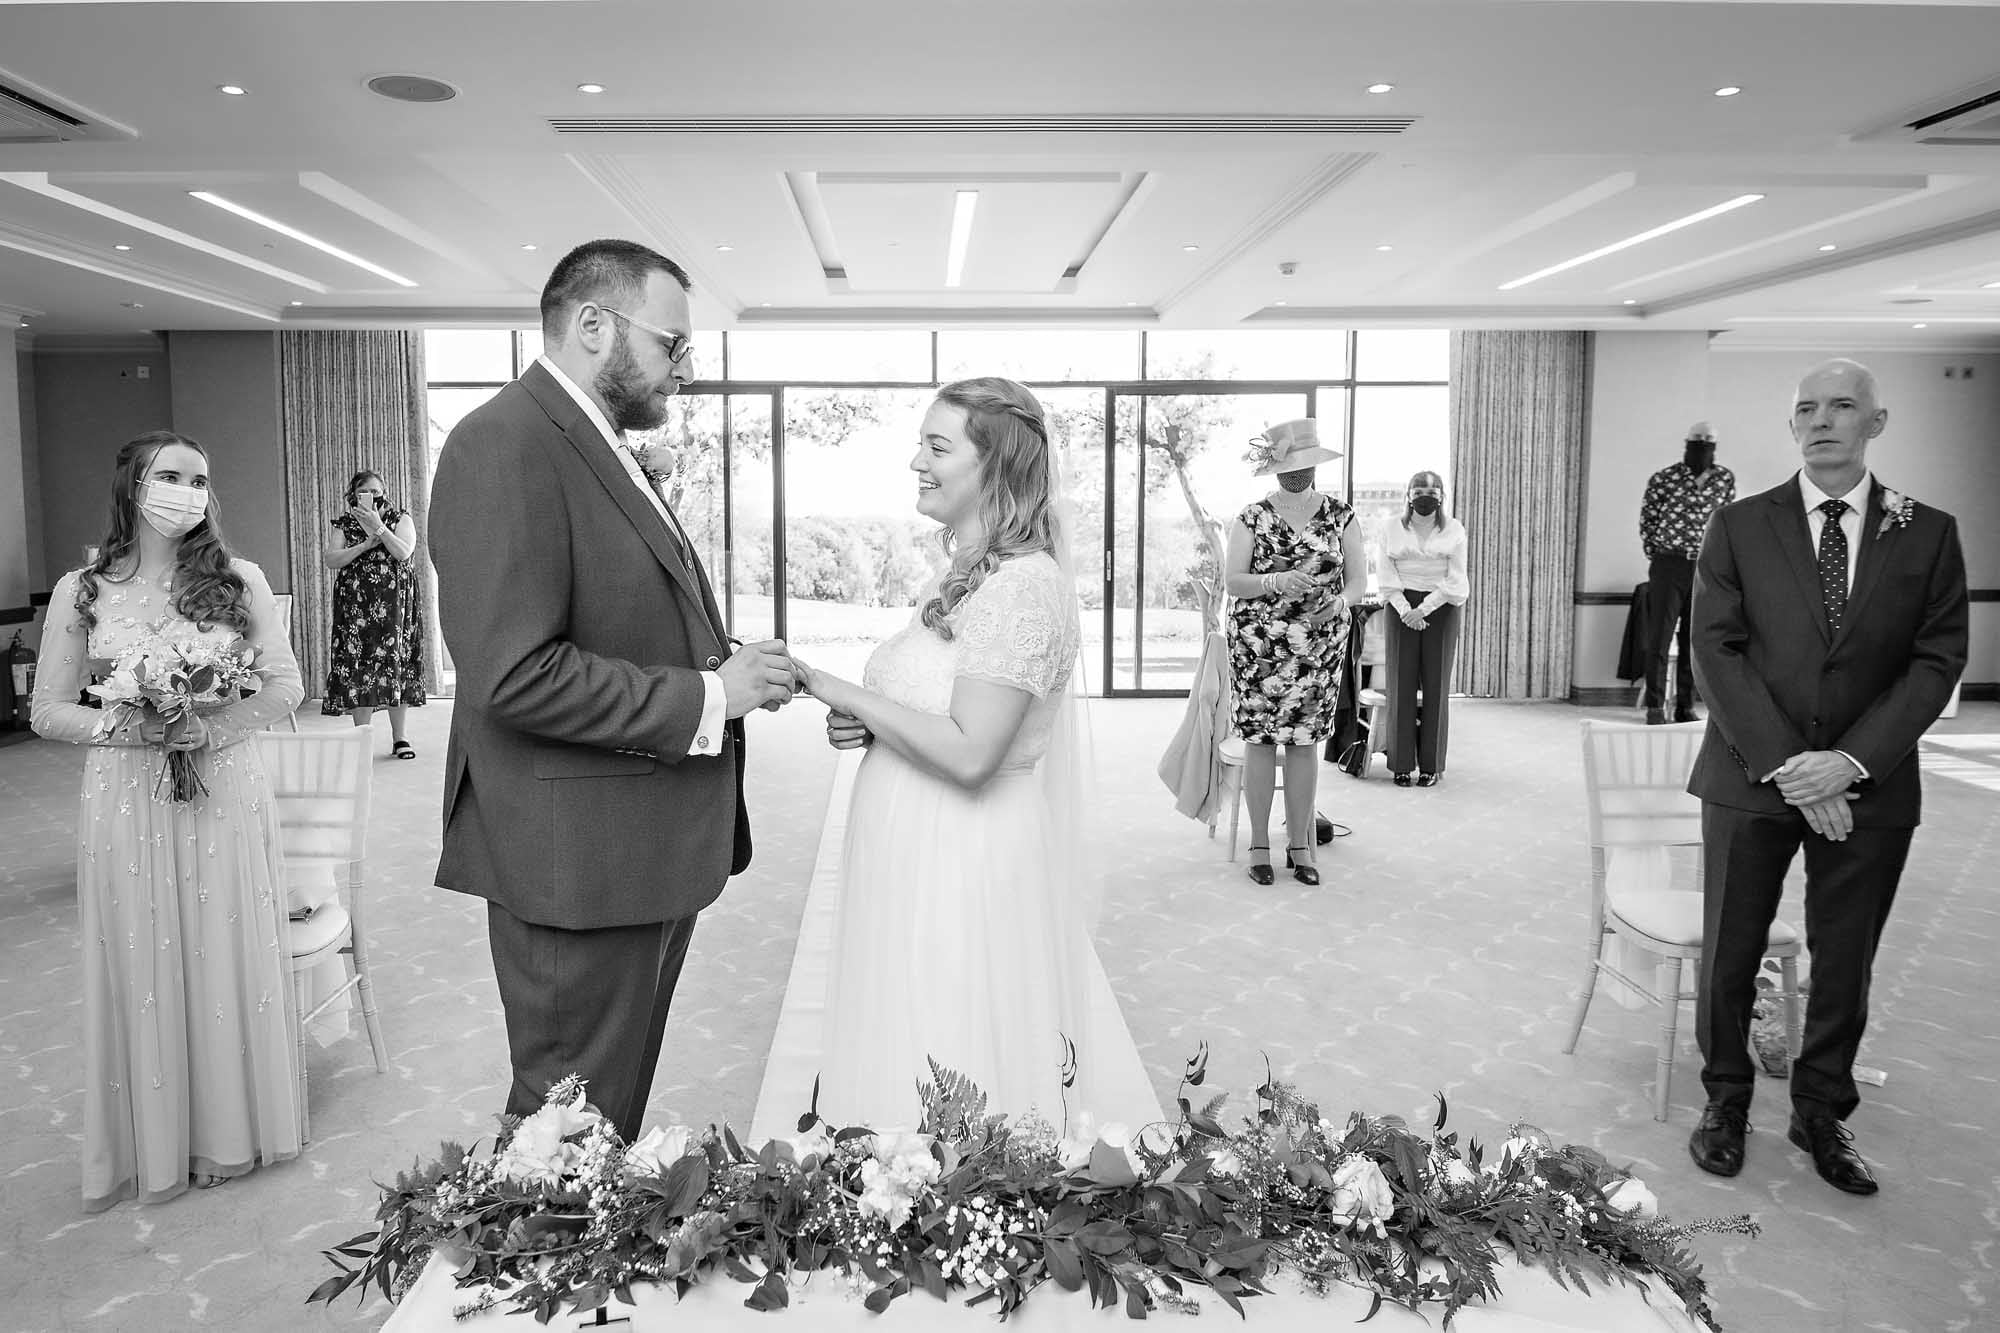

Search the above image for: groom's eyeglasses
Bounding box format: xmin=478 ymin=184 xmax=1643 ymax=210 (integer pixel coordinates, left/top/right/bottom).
xmin=599 ymin=306 xmax=695 ymax=366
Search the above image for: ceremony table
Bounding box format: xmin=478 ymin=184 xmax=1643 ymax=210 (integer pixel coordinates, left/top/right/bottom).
xmin=382 ymin=1250 xmax=1708 ymax=1332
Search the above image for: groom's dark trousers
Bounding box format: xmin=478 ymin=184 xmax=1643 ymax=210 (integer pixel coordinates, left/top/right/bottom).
xmin=431 ymin=362 xmax=750 ymax=1142
xmin=1688 ymin=475 xmax=1965 ymax=1122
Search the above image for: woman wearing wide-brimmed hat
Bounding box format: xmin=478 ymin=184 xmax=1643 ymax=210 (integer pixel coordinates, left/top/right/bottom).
xmin=1222 ymin=419 xmax=1368 ymax=886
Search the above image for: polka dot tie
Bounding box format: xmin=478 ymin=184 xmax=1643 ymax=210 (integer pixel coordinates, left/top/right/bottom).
xmin=1817 ymin=498 xmax=1849 ymax=634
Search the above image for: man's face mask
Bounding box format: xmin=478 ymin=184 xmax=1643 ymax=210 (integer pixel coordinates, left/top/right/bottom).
xmin=1684 ymin=440 xmax=1716 ymax=473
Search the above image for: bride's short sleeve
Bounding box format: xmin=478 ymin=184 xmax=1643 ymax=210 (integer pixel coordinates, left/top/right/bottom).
xmin=953 ymin=558 xmax=1077 ymax=699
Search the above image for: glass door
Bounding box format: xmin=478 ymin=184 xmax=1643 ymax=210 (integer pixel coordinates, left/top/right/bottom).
xmin=1105 ymin=388 xmax=1314 ymax=695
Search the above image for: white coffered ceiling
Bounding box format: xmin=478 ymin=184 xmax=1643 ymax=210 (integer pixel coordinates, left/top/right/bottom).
xmin=1 ymin=0 xmax=1998 ymax=345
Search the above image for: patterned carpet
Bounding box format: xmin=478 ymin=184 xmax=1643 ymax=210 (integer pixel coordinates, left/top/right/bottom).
xmin=0 ymin=698 xmax=1994 ymax=1332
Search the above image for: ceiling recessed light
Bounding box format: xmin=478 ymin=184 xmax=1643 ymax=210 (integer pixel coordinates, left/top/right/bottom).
xmin=1983 ymin=279 xmax=2000 ymax=289
xmin=1374 ymin=244 xmax=1393 ymax=252
xmin=1125 ymin=300 xmax=1139 ymax=306
xmin=1714 ymin=86 xmax=1742 ymax=97
xmin=760 ymin=301 xmax=771 ymax=307
xmin=189 ymin=190 xmax=417 ymax=287
xmin=114 ymin=243 xmax=132 ymax=251
xmin=217 ymin=84 xmax=248 ymax=96
xmin=1912 ymin=322 xmax=1927 ymax=329
xmin=1498 ymin=193 xmax=1764 ymax=290
xmin=1181 ymin=243 xmax=1199 ymax=253
xmin=1273 ymin=299 xmax=1288 ymax=306
xmin=121 ymin=301 xmax=143 ymax=309
xmin=1623 ymin=299 xmax=1637 ymax=305
xmin=520 ymin=243 xmax=537 ymax=251
xmin=576 ymin=83 xmax=606 ymax=95
xmin=945 ymin=191 xmax=978 ymax=288
xmin=1818 ymin=244 xmax=1837 ymax=252
xmin=1367 ymin=83 xmax=1395 ymax=94
xmin=715 ymin=244 xmax=733 ymax=253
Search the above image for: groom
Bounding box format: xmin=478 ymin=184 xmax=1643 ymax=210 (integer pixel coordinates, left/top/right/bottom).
xmin=430 ymin=239 xmax=798 ymax=1140
xmin=1686 ymin=357 xmax=1966 ymax=1195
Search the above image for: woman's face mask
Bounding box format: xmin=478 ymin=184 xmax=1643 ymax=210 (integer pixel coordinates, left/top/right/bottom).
xmin=138 ymin=479 xmax=209 ymax=538
xmin=1410 ymin=490 xmax=1442 ymax=517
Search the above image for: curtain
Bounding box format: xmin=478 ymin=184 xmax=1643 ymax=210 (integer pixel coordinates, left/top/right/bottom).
xmin=278 ymin=331 xmax=433 ymax=701
xmin=1448 ymin=331 xmax=1590 ymax=699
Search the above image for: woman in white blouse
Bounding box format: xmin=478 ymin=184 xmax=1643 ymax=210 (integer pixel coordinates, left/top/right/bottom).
xmin=1377 ymin=471 xmax=1469 ymax=787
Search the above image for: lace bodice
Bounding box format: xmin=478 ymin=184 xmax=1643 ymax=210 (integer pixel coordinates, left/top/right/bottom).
xmin=862 ymin=554 xmax=1079 ymax=770
xmin=32 ymin=560 xmax=305 ymax=749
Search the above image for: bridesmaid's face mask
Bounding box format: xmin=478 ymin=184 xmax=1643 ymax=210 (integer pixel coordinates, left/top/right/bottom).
xmin=138 ymin=480 xmax=210 ymax=538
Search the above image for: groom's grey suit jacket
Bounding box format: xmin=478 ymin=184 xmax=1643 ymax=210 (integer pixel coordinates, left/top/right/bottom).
xmin=429 ymin=361 xmax=749 ymax=929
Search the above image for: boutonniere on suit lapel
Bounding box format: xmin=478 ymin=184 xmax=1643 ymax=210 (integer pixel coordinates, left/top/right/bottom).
xmin=1876 ymin=487 xmax=1916 ymax=537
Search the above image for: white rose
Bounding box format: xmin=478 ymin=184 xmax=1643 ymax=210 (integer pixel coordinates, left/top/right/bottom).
xmin=1209 ymin=1146 xmax=1246 ymax=1178
xmin=1327 ymin=1157 xmax=1396 ymax=1234
xmin=492 ymin=1086 xmax=603 ymax=1188
xmin=1604 ymin=1177 xmax=1659 ymax=1220
xmin=1057 ymin=1112 xmax=1101 ymax=1170
xmin=626 ymin=1124 xmax=695 ymax=1179
xmin=1440 ymin=1159 xmax=1477 ymax=1189
xmin=872 ymin=1132 xmax=940 ymax=1186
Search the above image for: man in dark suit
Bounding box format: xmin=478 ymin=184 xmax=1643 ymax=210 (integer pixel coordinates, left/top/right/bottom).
xmin=1686 ymin=358 xmax=1967 ymax=1196
xmin=429 ymin=239 xmax=798 ymax=1140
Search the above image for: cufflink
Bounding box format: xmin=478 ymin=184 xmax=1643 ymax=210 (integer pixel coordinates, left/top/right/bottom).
xmin=697 ymin=735 xmax=709 ymax=748
xmin=705 ymin=655 xmax=721 ymax=669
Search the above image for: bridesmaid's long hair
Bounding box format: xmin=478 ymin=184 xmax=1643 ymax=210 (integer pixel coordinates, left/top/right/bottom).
xmin=920 ymin=377 xmax=1058 ymax=641
xmin=74 ymin=431 xmax=248 ymax=635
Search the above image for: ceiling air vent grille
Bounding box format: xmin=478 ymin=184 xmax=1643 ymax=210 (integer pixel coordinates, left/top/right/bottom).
xmin=1855 ymin=76 xmax=2000 ymax=147
xmin=0 ymin=69 xmax=133 ymax=144
xmin=548 ymin=114 xmax=1414 ymax=136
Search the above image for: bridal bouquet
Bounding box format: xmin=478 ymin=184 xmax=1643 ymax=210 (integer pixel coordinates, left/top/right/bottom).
xmin=309 ymin=1048 xmax=1753 ymax=1328
xmin=89 ymin=629 xmax=260 ymax=802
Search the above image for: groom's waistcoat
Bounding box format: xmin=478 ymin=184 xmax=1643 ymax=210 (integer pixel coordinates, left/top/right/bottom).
xmin=429 ymin=364 xmax=750 ymax=928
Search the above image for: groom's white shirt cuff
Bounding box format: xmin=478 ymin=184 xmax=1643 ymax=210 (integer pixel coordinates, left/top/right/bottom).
xmin=540 ymin=355 xmax=727 ymax=761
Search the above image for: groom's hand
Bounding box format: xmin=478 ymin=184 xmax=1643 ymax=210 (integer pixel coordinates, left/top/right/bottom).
xmin=719 ymin=639 xmax=797 ymax=718
xmin=825 ymin=709 xmax=871 ymax=750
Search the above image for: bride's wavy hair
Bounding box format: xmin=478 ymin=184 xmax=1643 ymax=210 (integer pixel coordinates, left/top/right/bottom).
xmin=74 ymin=431 xmax=248 ymax=636
xmin=920 ymin=377 xmax=1058 ymax=641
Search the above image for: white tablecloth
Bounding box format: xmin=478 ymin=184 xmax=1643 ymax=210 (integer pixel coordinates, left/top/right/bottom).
xmin=382 ymin=1249 xmax=1707 ymax=1332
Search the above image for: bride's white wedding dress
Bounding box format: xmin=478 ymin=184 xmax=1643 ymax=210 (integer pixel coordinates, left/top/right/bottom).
xmin=752 ymin=554 xmax=1162 ymax=1139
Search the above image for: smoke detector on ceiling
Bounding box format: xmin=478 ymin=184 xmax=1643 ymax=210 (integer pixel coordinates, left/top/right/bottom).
xmin=366 ymin=75 xmax=459 ymax=104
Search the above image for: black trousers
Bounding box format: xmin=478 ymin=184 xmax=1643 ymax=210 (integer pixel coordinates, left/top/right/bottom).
xmin=1384 ymin=600 xmax=1460 ymax=776
xmin=1695 ymin=804 xmax=1913 ymax=1120
xmin=487 ymin=902 xmax=700 ymax=1141
xmin=1642 ymin=555 xmax=1696 ymax=710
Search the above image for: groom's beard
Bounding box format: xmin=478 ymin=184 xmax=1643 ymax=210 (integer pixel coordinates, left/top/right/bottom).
xmin=595 ymin=328 xmax=672 ymax=434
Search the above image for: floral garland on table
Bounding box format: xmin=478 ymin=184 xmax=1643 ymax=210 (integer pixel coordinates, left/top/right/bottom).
xmin=308 ymin=1047 xmax=1756 ymax=1327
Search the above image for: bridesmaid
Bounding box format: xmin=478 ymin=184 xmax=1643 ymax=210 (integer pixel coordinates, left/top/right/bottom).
xmin=33 ymin=431 xmax=304 ymax=1210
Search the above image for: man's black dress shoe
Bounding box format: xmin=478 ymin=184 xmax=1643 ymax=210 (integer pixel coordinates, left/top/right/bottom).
xmin=1673 ymin=707 xmax=1699 ymax=723
xmin=1788 ymin=1112 xmax=1879 ymax=1196
xmin=1645 ymin=708 xmax=1668 ymax=725
xmin=1688 ymin=1101 xmax=1750 ymax=1176
xmin=1392 ymin=772 xmax=1413 ymax=787
xmin=1416 ymin=772 xmax=1441 ymax=788
xmin=1246 ymin=848 xmax=1274 ymax=887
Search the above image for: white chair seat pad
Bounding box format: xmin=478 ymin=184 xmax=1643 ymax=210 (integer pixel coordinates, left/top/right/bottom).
xmin=1608 ymin=888 xmax=1799 ymax=950
xmin=289 ymin=902 xmax=351 ymax=958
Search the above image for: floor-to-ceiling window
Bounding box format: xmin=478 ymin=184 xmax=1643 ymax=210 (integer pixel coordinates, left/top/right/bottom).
xmin=422 ymin=328 xmax=1449 ymax=697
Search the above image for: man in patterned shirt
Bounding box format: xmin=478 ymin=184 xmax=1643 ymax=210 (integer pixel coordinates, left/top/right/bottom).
xmin=1639 ymin=421 xmax=1735 ymax=723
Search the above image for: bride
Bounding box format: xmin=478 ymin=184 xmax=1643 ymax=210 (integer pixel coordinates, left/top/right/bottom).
xmin=779 ymin=377 xmax=1161 ymax=1135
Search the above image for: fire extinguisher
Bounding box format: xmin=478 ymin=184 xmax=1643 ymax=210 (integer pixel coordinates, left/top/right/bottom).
xmin=6 ymin=631 xmax=35 ymax=731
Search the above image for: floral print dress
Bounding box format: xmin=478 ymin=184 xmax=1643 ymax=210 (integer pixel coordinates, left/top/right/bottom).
xmin=322 ymin=506 xmax=426 ymax=714
xmin=1227 ymin=496 xmax=1354 ymax=745
xmin=32 ymin=561 xmax=304 ymax=1210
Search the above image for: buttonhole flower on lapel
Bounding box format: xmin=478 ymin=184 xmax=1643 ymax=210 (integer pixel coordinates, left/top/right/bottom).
xmin=629 ymin=439 xmax=678 ymax=494
xmin=1877 ymin=487 xmax=1916 ymax=537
